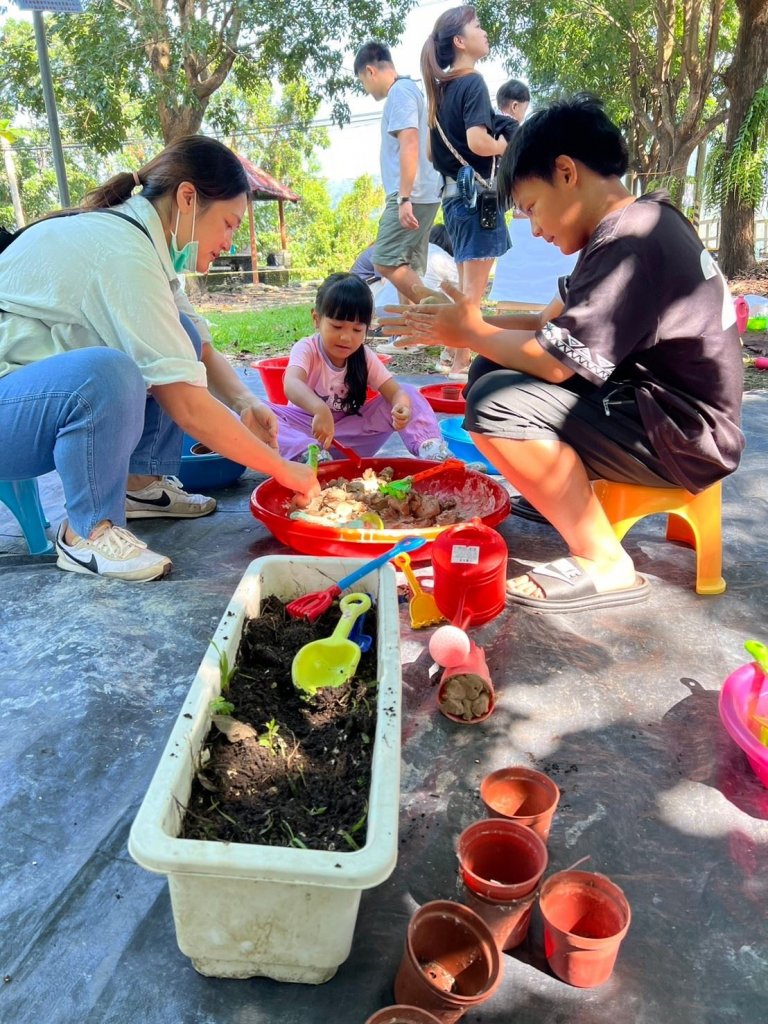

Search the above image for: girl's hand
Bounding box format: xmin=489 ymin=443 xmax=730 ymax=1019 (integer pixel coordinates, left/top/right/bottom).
xmin=275 ymin=460 xmax=321 ymax=507
xmin=240 ymin=400 xmax=278 ymax=449
xmin=391 ymin=399 xmax=411 ymax=431
xmin=312 ymin=406 xmax=335 ymax=448
xmin=383 ymin=281 xmax=483 ymax=349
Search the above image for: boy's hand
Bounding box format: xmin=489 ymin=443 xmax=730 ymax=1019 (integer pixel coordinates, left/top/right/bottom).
xmin=239 ymin=400 xmax=278 ymax=449
xmin=382 ymin=281 xmax=483 ymax=349
xmin=391 ymin=400 xmax=411 ymax=431
xmin=311 ymin=407 xmax=335 ymax=448
xmin=275 ymin=461 xmax=320 ymax=507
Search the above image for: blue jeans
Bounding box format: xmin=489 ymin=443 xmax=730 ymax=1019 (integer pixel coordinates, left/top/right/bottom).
xmin=442 ymin=195 xmax=511 ymax=263
xmin=0 ymin=314 xmax=202 ymax=536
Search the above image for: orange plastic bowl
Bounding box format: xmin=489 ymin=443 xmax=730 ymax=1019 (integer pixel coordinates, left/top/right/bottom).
xmin=249 ymin=457 xmax=510 ymax=562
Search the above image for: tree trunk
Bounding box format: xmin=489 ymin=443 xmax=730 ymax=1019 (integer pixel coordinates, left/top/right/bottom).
xmin=719 ymin=0 xmax=768 ymax=277
xmin=160 ymin=102 xmax=207 ymax=145
xmin=1 ymin=138 xmax=25 ymax=227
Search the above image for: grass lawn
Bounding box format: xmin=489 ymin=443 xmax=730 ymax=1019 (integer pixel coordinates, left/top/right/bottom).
xmin=203 ymin=305 xmax=313 ymax=356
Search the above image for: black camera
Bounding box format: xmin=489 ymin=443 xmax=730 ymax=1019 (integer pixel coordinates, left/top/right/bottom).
xmin=478 ymin=189 xmax=498 ymax=230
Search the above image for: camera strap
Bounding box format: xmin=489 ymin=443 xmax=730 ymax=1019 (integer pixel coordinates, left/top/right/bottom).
xmin=434 ymin=118 xmax=496 ymax=190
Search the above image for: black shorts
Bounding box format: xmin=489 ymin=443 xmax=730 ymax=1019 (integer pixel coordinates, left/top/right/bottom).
xmin=463 ymin=357 xmax=675 ymax=487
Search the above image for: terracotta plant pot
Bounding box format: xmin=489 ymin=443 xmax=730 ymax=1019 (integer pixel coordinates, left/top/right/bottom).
xmin=461 ymin=885 xmax=538 ymax=952
xmin=457 ymin=818 xmax=548 ymax=902
xmin=364 ymin=1007 xmax=443 ymax=1024
xmin=539 ymin=870 xmax=631 ymax=988
xmin=394 ymin=900 xmax=502 ymax=1024
xmin=480 ymin=766 xmax=560 ymax=842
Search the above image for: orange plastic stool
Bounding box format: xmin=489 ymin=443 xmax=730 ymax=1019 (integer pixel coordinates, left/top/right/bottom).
xmin=592 ymin=479 xmax=725 ymax=595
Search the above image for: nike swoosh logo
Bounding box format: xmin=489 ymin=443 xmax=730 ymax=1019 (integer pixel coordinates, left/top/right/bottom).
xmin=61 ymin=549 xmax=99 ymax=574
xmin=126 ymin=491 xmax=172 ymax=507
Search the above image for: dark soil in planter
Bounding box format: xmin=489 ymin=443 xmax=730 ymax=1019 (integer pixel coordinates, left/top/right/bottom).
xmin=181 ymin=595 xmax=378 ymax=853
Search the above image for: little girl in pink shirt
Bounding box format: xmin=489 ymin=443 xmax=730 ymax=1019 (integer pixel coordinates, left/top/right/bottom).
xmin=269 ymin=272 xmax=451 ymax=463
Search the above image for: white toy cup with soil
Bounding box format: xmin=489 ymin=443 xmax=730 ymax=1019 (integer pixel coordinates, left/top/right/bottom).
xmin=128 ymin=555 xmax=401 ymax=984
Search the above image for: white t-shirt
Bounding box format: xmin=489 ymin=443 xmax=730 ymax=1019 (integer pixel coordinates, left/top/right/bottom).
xmin=0 ymin=195 xmax=207 ymax=387
xmin=380 ymin=77 xmax=442 ymax=204
xmin=288 ymin=334 xmax=392 ymax=412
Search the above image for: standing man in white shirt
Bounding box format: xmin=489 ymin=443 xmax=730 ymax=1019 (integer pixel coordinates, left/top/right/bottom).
xmin=355 ymin=40 xmax=442 ymax=317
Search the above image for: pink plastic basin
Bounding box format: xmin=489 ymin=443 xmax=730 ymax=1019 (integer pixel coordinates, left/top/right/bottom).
xmin=719 ymin=661 xmax=768 ymax=787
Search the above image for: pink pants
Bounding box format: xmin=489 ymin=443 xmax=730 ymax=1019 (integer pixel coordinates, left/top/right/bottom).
xmin=268 ymin=384 xmax=442 ymax=461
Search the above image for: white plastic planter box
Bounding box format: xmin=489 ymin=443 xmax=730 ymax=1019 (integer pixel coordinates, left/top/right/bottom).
xmin=128 ymin=555 xmax=401 ymax=983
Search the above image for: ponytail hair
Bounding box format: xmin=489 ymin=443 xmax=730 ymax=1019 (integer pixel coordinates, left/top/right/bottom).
xmin=81 ymin=135 xmax=249 ymax=211
xmin=314 ymin=272 xmax=373 ymax=416
xmin=421 ymin=5 xmax=478 ymax=128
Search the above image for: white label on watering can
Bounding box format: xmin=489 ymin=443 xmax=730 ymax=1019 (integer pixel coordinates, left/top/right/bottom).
xmin=451 ymin=544 xmax=480 ymax=564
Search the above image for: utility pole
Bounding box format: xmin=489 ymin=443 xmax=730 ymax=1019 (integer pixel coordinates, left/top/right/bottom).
xmin=15 ymin=0 xmax=85 ymax=209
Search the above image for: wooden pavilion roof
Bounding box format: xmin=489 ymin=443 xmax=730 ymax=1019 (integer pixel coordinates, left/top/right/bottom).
xmin=237 ymin=154 xmax=300 ymax=203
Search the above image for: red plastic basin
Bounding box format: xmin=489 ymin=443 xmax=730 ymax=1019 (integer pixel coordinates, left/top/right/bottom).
xmin=420 ymin=382 xmax=467 ymax=414
xmin=249 ymin=457 xmax=510 ymax=562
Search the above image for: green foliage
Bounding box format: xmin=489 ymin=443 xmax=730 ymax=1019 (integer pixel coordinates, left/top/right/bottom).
xmin=705 ymin=87 xmax=768 ymax=209
xmin=475 ymin=0 xmax=736 ymax=184
xmin=1 ymin=0 xmax=414 ymax=146
xmin=203 ymin=306 xmax=313 ymax=356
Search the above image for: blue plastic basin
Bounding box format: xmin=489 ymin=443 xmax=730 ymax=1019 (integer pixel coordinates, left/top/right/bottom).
xmin=439 ymin=417 xmax=499 ymax=474
xmin=178 ymin=435 xmax=246 ymax=491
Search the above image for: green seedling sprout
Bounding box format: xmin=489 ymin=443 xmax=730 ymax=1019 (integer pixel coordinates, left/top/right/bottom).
xmin=281 ymin=820 xmax=308 ymax=849
xmin=209 ymin=696 xmax=235 ymax=716
xmin=211 ymin=642 xmax=236 ymax=693
xmin=745 ymin=640 xmax=768 ymax=674
xmin=258 ymin=718 xmax=287 ymax=756
xmin=339 ymin=804 xmax=368 ymax=850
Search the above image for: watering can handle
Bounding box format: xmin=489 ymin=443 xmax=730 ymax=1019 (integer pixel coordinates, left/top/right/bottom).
xmin=335 ymin=536 xmax=427 ymax=592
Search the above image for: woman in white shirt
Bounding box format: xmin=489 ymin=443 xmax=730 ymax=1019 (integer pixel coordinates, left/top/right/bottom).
xmin=0 ymin=135 xmax=318 ymax=582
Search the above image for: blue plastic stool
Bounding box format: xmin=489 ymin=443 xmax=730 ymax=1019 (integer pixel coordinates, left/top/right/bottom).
xmin=0 ymin=479 xmax=54 ymax=554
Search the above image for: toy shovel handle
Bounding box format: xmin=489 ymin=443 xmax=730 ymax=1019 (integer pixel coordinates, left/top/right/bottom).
xmin=330 ymin=439 xmax=363 ymax=468
xmin=331 ymin=593 xmax=372 ymax=641
xmin=336 ymin=536 xmax=427 ymax=592
xmin=410 ymin=459 xmax=464 ymax=484
xmin=393 ymin=552 xmax=425 ymax=597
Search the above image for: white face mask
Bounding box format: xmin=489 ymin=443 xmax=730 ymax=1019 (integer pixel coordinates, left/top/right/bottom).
xmin=170 ymin=193 xmax=198 ymax=272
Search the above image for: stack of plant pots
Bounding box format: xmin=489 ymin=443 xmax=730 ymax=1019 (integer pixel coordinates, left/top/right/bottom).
xmin=372 ymin=763 xmax=632 ymax=1021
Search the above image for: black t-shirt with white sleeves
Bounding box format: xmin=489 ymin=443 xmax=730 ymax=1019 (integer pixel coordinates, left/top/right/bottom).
xmin=430 ymin=72 xmax=495 ymax=180
xmin=535 ymin=192 xmax=744 ymax=493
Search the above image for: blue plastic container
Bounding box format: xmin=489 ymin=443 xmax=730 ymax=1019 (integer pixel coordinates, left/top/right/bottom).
xmin=439 ymin=417 xmax=498 ymax=474
xmin=178 ymin=434 xmax=246 ymax=491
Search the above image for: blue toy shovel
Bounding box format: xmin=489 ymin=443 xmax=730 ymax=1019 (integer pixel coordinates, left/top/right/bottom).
xmin=285 ymin=535 xmax=427 ymax=622
xmin=349 ymin=611 xmax=373 ymax=653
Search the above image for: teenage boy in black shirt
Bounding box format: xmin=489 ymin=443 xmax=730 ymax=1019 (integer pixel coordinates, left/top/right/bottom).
xmin=386 ymin=95 xmax=744 ymax=612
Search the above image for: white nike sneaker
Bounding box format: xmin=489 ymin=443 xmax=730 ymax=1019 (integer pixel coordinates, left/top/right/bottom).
xmin=125 ymin=475 xmax=216 ymax=519
xmin=55 ymin=523 xmax=172 ymax=582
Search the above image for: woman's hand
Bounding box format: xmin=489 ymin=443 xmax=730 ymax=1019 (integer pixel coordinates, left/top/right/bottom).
xmin=383 ymin=281 xmax=486 ymax=350
xmin=312 ymin=406 xmax=335 ymax=448
xmin=275 ymin=460 xmax=321 ymax=507
xmin=239 ymin=399 xmax=278 ymax=449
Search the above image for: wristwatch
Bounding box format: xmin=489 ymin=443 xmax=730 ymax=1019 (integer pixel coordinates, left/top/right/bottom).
xmin=397 ymin=196 xmax=411 ymax=205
